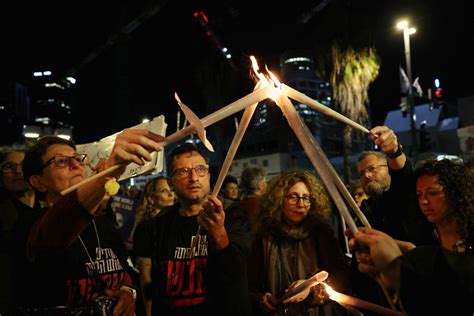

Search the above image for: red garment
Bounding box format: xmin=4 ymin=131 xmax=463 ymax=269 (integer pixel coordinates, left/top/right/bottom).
xmin=239 ymin=195 xmax=260 ymax=224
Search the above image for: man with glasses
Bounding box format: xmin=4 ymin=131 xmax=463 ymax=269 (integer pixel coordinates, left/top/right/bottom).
xmin=133 ymin=143 xmax=252 ymax=316
xmin=351 ymin=125 xmax=433 ymax=314
xmin=19 ymin=129 xmax=164 ymax=315
xmin=356 ymin=125 xmax=431 ymax=241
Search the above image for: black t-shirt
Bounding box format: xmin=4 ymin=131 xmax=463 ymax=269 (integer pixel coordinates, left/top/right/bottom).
xmin=134 ymin=202 xmax=252 ymax=316
xmin=26 ymin=215 xmax=130 ymax=308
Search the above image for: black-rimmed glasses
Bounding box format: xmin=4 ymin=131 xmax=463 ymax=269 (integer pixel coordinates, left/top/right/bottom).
xmin=171 ymin=164 xmax=209 ymax=180
xmin=285 ymin=194 xmax=314 ymax=206
xmin=42 ymin=154 xmax=87 ymax=169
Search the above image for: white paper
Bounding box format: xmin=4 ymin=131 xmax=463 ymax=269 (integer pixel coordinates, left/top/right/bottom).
xmin=76 ymin=115 xmax=167 ymax=181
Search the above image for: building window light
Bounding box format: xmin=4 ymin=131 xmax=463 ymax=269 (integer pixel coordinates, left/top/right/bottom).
xmin=57 ymin=134 xmax=71 ymax=140
xmin=45 ymin=83 xmax=65 ymax=90
xmin=25 ymin=133 xmax=40 ymax=138
xmin=283 ymin=57 xmax=312 ymax=64
xmin=66 ymin=77 xmax=76 ymax=84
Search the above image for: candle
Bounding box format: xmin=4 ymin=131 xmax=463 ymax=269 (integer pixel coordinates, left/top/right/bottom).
xmin=264 ymin=66 xmax=370 ymax=229
xmin=281 ymin=84 xmax=370 ymax=134
xmin=275 ymin=94 xmax=359 ymax=234
xmin=160 ymin=84 xmax=275 ymax=149
xmin=325 ymin=286 xmax=404 ymax=316
xmin=190 ymin=81 xmax=266 ymax=252
xmin=211 ymin=81 xmax=263 ymax=196
xmin=62 ymin=84 xmax=274 ymax=196
xmin=277 ymin=271 xmax=329 ymax=304
xmin=174 ymin=94 xmax=214 ymax=152
xmin=61 ymin=165 xmax=121 ymax=196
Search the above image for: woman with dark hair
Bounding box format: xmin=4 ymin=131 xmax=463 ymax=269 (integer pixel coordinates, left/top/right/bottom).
xmin=346 ymin=159 xmax=474 ymax=315
xmin=349 ymin=180 xmax=368 ymax=208
xmin=415 ymin=159 xmax=473 ymax=252
xmin=248 ymin=170 xmax=350 ymax=316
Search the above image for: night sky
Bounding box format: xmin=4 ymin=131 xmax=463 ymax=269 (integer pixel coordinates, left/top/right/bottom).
xmin=2 ymin=0 xmax=472 ymax=144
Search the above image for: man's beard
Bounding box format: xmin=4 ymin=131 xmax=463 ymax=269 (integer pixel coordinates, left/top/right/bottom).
xmin=364 ymin=180 xmax=388 ymax=198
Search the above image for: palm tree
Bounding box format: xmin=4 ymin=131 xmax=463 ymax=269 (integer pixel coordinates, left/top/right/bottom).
xmin=330 ymin=45 xmax=380 ymax=183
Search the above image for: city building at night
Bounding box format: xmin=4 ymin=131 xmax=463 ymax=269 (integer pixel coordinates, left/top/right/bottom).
xmin=0 ymin=72 xmax=75 ymax=145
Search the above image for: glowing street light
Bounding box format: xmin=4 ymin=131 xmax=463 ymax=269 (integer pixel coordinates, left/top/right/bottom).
xmin=397 ymin=19 xmax=418 ymax=154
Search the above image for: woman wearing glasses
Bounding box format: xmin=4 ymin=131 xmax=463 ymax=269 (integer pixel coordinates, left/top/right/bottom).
xmin=0 ymin=144 xmax=38 ymax=315
xmin=248 ymin=170 xmax=350 ymax=316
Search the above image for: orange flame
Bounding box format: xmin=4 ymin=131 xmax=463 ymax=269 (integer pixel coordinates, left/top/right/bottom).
xmin=249 ymin=56 xmax=283 ymax=100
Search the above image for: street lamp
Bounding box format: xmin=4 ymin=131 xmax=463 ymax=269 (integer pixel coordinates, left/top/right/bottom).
xmin=397 ymin=20 xmax=418 ymax=155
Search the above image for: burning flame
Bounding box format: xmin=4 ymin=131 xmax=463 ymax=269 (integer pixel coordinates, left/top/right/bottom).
xmin=322 ymin=283 xmax=341 ymax=301
xmin=249 ymin=56 xmax=281 ymax=100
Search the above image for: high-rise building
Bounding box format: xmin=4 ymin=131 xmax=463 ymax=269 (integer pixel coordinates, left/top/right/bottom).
xmin=29 ymin=71 xmax=74 ymax=131
xmin=0 ymin=79 xmax=32 ymax=145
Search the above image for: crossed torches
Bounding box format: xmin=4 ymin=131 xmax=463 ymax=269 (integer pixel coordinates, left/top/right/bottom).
xmin=60 ymin=57 xmax=371 ymax=237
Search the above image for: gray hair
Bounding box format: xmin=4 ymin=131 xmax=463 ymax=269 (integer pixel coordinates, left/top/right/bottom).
xmin=357 ymin=151 xmax=386 ymax=165
xmin=0 ymin=144 xmax=29 ymax=163
xmin=240 ymin=167 xmax=266 ymax=195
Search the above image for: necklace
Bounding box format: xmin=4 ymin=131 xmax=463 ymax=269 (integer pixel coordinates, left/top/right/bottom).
xmin=77 ymin=220 xmax=101 ymax=266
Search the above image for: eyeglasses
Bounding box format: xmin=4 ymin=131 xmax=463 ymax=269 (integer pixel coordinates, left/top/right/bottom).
xmin=171 ymin=164 xmax=209 ymax=180
xmin=1 ymin=161 xmax=22 ymax=173
xmin=41 ymin=154 xmax=87 ymax=169
xmin=285 ymin=194 xmax=314 ymax=206
xmin=358 ymin=164 xmax=388 ymax=177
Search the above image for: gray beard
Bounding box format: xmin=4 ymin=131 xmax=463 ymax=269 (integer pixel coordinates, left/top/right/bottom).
xmin=364 ymin=181 xmax=387 ymax=198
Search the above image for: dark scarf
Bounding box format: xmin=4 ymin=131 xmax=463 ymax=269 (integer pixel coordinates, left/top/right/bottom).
xmin=263 ymin=222 xmax=319 ymax=315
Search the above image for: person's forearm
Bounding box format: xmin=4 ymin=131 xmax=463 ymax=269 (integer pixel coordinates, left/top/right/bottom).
xmin=387 ymin=153 xmax=406 ymax=171
xmin=137 ymin=257 xmax=153 ymax=316
xmin=379 ymin=257 xmax=401 ymax=293
xmin=76 ymin=174 xmax=109 ymax=215
xmin=210 ymin=228 xmax=230 ymax=251
xmin=28 ymin=192 xmax=92 ymax=252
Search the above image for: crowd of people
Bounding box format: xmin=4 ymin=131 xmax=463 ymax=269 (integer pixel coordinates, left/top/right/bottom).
xmin=0 ymin=125 xmax=472 ymax=316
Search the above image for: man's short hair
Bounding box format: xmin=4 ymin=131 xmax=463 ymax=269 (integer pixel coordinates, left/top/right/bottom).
xmin=0 ymin=143 xmax=29 ymax=164
xmin=167 ymin=143 xmax=209 ymax=175
xmin=357 ymin=151 xmax=387 ymax=165
xmin=23 ymin=136 xmax=76 ymax=185
xmin=240 ymin=167 xmax=266 ymax=195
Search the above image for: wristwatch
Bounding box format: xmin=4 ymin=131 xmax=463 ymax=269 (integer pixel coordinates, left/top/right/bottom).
xmin=386 ymin=143 xmax=404 ymax=159
xmin=120 ymin=285 xmax=137 ymax=300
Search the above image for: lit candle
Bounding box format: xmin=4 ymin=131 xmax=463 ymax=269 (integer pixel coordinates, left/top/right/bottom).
xmin=212 ymin=81 xmax=263 ymax=196
xmin=325 ymin=286 xmax=404 ymax=316
xmin=275 ymin=94 xmax=359 ymax=234
xmin=281 ymin=84 xmax=370 ymax=134
xmin=277 ymin=271 xmax=329 ymax=304
xmin=61 ymin=84 xmax=274 ymax=195
xmin=161 ymin=84 xmax=275 ymax=148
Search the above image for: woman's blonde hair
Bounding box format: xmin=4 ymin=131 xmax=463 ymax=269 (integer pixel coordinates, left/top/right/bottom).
xmin=135 ymin=176 xmax=170 ymax=227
